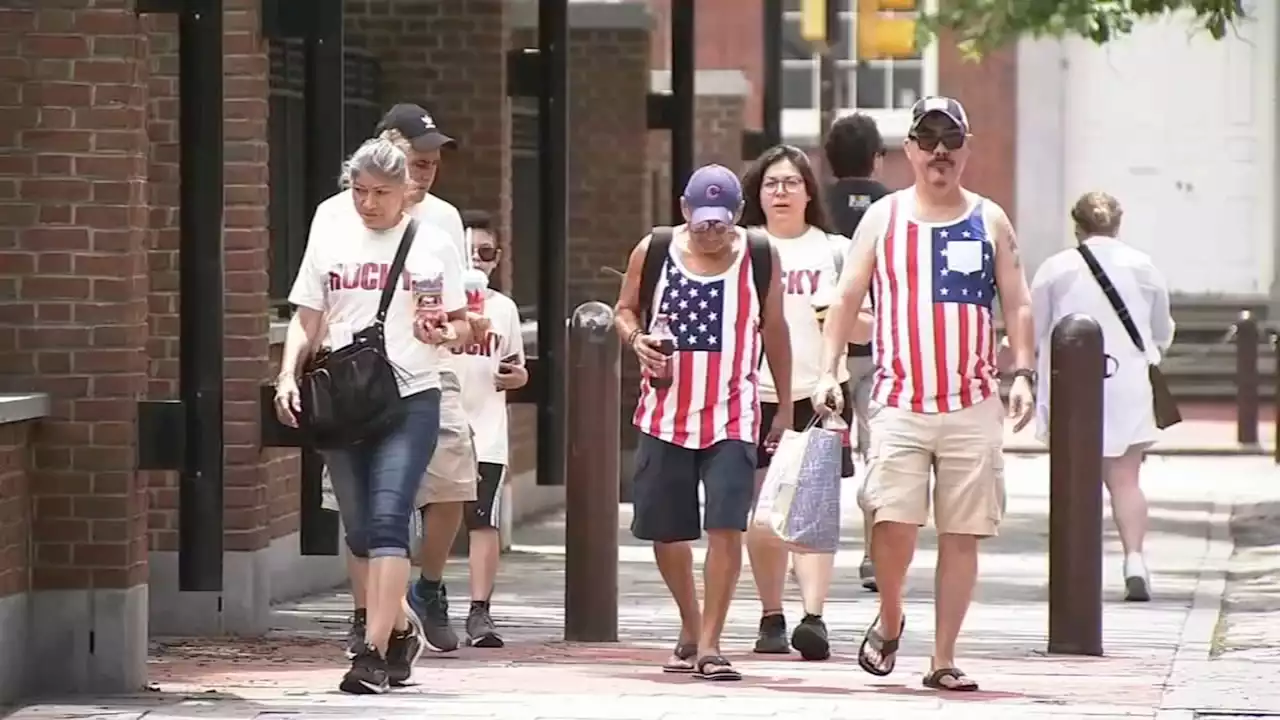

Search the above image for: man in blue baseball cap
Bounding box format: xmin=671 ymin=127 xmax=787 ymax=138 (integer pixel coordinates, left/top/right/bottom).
xmin=611 ymin=164 xmax=794 ymax=681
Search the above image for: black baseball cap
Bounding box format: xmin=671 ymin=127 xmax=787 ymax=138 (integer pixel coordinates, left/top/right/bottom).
xmin=909 ymin=96 xmax=970 ymax=134
xmin=375 ymin=103 xmax=458 ymax=151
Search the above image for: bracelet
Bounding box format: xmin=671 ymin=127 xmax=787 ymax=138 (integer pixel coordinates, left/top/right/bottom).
xmin=626 ymin=328 xmax=642 ymax=347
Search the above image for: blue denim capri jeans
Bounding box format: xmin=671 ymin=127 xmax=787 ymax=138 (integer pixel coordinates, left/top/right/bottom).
xmin=323 ymin=388 xmax=441 ymax=558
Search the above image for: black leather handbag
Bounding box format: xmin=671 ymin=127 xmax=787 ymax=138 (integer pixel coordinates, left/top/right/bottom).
xmin=298 ymin=220 xmax=417 ymax=449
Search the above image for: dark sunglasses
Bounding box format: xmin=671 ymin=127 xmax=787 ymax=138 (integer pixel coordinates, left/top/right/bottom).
xmin=689 ymin=220 xmax=732 ymax=234
xmin=474 ymin=246 xmax=499 ymax=262
xmin=909 ymin=131 xmax=966 ymax=152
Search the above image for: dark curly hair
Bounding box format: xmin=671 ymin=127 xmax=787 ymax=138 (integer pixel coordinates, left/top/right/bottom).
xmin=740 ymin=144 xmax=833 ymax=231
xmin=824 ymin=113 xmax=884 ymax=179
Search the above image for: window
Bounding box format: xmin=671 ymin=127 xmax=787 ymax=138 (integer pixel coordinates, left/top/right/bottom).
xmin=780 ymin=0 xmax=938 ymax=143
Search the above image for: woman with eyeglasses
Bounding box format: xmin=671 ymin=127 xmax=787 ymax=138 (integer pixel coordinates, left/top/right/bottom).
xmin=741 ymin=144 xmax=872 ymax=662
xmin=1030 ymin=191 xmax=1174 ymax=602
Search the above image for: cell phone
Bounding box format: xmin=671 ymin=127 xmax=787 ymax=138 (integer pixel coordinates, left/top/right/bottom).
xmin=500 ymin=353 xmax=521 ymax=364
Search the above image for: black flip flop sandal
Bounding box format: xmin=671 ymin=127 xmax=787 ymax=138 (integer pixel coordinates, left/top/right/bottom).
xmin=661 ymin=642 xmax=698 ymax=673
xmin=923 ymin=667 xmax=979 ymax=692
xmin=857 ymin=612 xmax=905 ymax=677
xmin=695 ymin=654 xmax=742 ymax=681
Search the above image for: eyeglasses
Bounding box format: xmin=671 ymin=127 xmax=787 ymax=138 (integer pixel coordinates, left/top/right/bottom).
xmin=762 ymin=176 xmax=805 ymax=194
xmin=909 ymin=131 xmax=967 ymax=152
xmin=689 ymin=220 xmax=732 ymax=234
xmin=474 ymin=246 xmax=499 ymax=262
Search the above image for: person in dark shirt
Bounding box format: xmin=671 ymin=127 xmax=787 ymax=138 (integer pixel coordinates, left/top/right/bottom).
xmin=823 ymin=112 xmax=889 ymax=593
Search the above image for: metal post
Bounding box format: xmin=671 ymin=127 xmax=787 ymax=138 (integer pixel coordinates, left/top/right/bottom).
xmin=1236 ymin=310 xmax=1260 ymax=446
xmin=536 ymin=0 xmax=569 ymax=486
xmin=1047 ymin=314 xmax=1104 ymax=656
xmin=817 ymin=0 xmax=838 ymax=143
xmin=564 ymin=302 xmax=620 ymax=642
xmin=304 ymin=0 xmax=344 ymax=215
xmin=761 ymin=0 xmax=783 ymax=147
xmin=299 ymin=447 xmax=339 ymax=555
xmin=670 ymin=0 xmax=695 ymax=219
xmin=1274 ymin=331 xmax=1280 ymax=464
xmin=177 ymin=0 xmax=225 ymax=593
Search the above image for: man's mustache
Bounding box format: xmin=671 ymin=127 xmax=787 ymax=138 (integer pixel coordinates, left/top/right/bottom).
xmin=929 ymin=154 xmax=953 ymax=167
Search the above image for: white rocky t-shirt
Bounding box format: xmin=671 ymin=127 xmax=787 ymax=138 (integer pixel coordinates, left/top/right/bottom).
xmin=453 ymin=290 xmax=524 ymax=465
xmin=753 ymin=225 xmax=852 ymax=404
xmin=289 ymin=201 xmax=466 ymax=397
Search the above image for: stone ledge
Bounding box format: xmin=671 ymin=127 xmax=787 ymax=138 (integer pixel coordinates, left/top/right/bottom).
xmin=0 ymin=393 xmax=49 ymax=425
xmin=650 ymin=69 xmax=751 ymax=97
xmin=508 ymin=0 xmax=650 ymax=31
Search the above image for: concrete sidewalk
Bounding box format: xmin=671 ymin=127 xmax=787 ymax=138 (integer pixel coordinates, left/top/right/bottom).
xmin=8 ymin=455 xmax=1277 ymax=719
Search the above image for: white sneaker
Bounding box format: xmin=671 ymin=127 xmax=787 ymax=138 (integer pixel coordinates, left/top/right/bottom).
xmin=1123 ymin=552 xmax=1151 ymax=602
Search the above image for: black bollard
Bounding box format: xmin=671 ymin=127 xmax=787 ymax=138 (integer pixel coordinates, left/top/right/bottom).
xmin=1047 ymin=314 xmax=1105 ymax=656
xmin=1236 ymin=310 xmax=1260 ymax=446
xmin=564 ymin=301 xmax=620 ymax=642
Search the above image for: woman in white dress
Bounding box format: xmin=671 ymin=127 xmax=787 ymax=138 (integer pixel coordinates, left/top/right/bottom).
xmin=1029 ymin=192 xmax=1175 ymax=602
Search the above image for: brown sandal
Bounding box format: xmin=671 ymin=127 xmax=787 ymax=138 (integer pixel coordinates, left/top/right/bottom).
xmin=857 ymin=612 xmax=905 ymax=677
xmin=661 ymin=642 xmax=698 ymax=673
xmin=923 ymin=667 xmax=979 ymax=691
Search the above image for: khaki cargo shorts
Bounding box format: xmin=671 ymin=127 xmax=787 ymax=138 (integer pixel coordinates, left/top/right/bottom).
xmin=860 ymin=395 xmax=1006 ymax=537
xmin=416 ymin=371 xmax=478 ymax=507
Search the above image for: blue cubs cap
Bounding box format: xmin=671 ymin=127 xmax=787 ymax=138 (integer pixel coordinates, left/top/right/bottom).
xmin=682 ymin=164 xmax=742 ymax=226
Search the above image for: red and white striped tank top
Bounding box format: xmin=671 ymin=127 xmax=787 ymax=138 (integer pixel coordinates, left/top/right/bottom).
xmin=871 ymin=191 xmax=999 ymax=414
xmin=632 ymin=233 xmax=763 ymax=449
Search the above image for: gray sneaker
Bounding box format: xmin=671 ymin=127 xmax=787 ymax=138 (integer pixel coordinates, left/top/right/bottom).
xmin=466 ymin=605 xmax=504 ymax=648
xmin=343 ymin=610 xmax=367 ymax=659
xmin=407 ymin=581 xmax=459 ymax=653
xmin=860 ymin=555 xmax=878 ymax=592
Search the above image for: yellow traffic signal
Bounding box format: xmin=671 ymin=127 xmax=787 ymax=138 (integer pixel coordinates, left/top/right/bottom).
xmin=800 ymin=0 xmax=828 ymax=45
xmin=856 ymin=0 xmax=917 ymax=60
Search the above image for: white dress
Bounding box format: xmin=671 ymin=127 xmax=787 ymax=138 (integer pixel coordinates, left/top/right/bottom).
xmin=1029 ymin=236 xmax=1176 ymax=457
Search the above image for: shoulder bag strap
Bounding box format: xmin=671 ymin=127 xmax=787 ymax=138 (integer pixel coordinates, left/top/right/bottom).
xmin=375 ymin=218 xmax=418 ymax=327
xmin=639 ymin=227 xmax=674 ymax=325
xmin=1076 ymin=243 xmax=1146 ymax=354
xmin=746 ymin=228 xmax=772 ymax=313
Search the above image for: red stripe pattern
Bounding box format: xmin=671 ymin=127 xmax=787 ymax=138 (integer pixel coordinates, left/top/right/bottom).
xmin=633 ymin=236 xmax=762 ymax=449
xmin=871 ymin=191 xmax=998 ymax=414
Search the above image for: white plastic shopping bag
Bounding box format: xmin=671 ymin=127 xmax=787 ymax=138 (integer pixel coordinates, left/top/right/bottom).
xmin=753 ymin=414 xmax=846 ymax=552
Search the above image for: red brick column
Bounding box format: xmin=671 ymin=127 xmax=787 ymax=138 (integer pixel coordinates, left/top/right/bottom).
xmin=144 ymin=0 xmax=342 ymax=636
xmin=0 ymin=2 xmax=151 ymax=695
xmin=506 ymin=2 xmax=651 ymax=500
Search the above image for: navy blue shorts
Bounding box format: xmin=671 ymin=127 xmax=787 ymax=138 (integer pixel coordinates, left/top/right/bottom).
xmin=630 ymin=434 xmax=757 ymax=543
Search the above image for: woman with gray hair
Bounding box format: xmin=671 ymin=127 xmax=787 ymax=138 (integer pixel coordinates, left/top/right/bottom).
xmin=1029 ymin=191 xmax=1175 ymax=602
xmin=273 ymin=137 xmax=469 ymax=693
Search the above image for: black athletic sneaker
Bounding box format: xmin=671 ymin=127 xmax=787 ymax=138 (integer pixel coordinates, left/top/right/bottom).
xmin=860 ymin=556 xmax=878 ymax=592
xmin=339 ymin=644 xmax=389 ymax=695
xmin=344 ymin=609 xmax=367 ymax=659
xmin=466 ymin=603 xmax=504 ymax=648
xmin=790 ymin=613 xmax=831 ymax=661
xmin=407 ymin=580 xmax=459 ymax=652
xmin=753 ymin=613 xmax=790 ymax=654
xmin=386 ymin=600 xmax=427 ymax=686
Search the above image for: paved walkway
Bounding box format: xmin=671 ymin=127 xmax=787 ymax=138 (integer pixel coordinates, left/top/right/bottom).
xmin=9 ymin=456 xmax=1280 ymax=719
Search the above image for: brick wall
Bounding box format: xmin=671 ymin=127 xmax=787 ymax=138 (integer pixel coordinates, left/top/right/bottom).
xmin=0 ymin=1 xmax=152 ymax=594
xmin=0 ymin=422 xmax=31 ymax=601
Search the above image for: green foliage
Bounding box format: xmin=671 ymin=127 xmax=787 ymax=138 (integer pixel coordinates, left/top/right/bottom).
xmin=918 ymin=0 xmax=1248 ymax=59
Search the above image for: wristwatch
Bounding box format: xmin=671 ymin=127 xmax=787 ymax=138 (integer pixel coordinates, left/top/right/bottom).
xmin=1010 ymin=368 xmax=1037 ymax=384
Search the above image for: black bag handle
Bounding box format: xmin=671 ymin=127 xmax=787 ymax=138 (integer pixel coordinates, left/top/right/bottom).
xmin=374 ymin=218 xmax=418 ymax=327
xmin=1076 ymin=243 xmax=1146 ymax=354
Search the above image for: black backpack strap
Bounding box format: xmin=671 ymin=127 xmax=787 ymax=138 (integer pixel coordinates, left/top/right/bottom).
xmin=639 ymin=226 xmax=673 ymax=326
xmin=375 ymin=219 xmax=418 ymax=326
xmin=746 ymin=228 xmax=772 ymax=323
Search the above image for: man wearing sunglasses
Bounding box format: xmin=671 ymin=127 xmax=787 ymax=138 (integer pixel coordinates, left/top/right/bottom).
xmin=614 ymin=165 xmax=792 ymax=681
xmin=813 ymin=97 xmax=1035 ymax=693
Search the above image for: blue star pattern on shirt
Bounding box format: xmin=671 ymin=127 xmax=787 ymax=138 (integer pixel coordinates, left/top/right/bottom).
xmin=931 ymin=222 xmax=995 ymax=310
xmin=659 ymin=262 xmax=726 ymax=352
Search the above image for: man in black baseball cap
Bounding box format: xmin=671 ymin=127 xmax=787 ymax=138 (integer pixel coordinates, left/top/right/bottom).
xmin=376 ymin=103 xmax=458 ymax=152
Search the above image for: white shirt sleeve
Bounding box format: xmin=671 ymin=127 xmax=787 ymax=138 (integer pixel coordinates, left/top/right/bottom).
xmin=503 ymin=297 xmax=525 ymax=362
xmin=1138 ymin=257 xmax=1176 ymax=352
xmin=438 ymin=199 xmax=467 ymax=263
xmin=1029 ymin=256 xmax=1057 ymax=355
xmin=287 ymin=205 xmax=331 ymax=312
xmin=434 ymin=232 xmax=467 ymax=314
